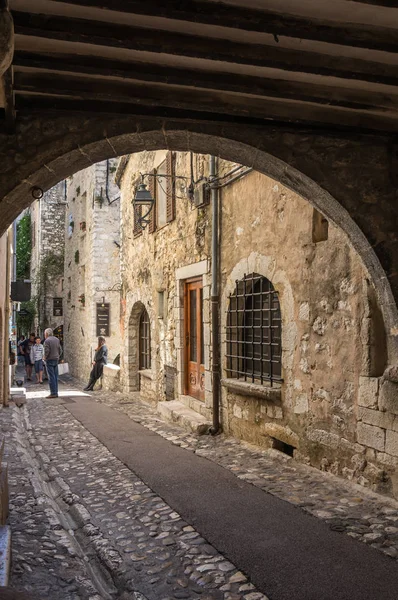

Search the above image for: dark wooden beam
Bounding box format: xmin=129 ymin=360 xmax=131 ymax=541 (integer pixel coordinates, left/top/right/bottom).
xmin=345 ymin=0 xmax=398 ymax=6
xmin=14 ymin=93 xmax=398 ymax=135
xmin=13 ymin=71 xmax=398 ymax=133
xmin=44 ymin=1 xmax=398 ymax=52
xmin=2 ymin=66 xmax=15 ymax=133
xmin=13 ymin=50 xmax=398 ymax=89
xmin=14 ymin=69 xmax=398 ymax=113
xmin=12 ymin=10 xmax=398 ymax=56
xmin=12 ymin=57 xmax=398 ymax=112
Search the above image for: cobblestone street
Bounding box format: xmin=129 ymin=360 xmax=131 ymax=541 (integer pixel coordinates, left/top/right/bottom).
xmin=3 ymin=377 xmax=398 ymax=599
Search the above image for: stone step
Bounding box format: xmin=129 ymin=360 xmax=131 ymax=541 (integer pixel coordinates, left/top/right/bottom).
xmin=158 ymin=400 xmax=210 ymax=435
xmin=180 ymin=395 xmax=212 ymax=420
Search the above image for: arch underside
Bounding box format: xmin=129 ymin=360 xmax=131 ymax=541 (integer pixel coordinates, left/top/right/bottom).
xmin=0 ymin=115 xmax=396 ymax=362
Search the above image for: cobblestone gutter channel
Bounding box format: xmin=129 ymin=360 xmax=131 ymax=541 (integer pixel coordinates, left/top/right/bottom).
xmin=6 ymin=395 xmax=269 ymax=600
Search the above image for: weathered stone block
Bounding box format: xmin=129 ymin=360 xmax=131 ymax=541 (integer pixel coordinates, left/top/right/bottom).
xmin=358 ymin=406 xmax=394 ymax=430
xmin=357 ymin=422 xmax=385 ymax=452
xmin=262 ymin=423 xmax=299 ymax=448
xmin=386 ymin=430 xmax=398 ymax=457
xmin=378 ymin=380 xmax=398 ymax=415
xmin=358 ymin=376 xmax=379 ymax=408
xmin=294 ymin=393 xmax=308 ymax=414
xmin=307 ymin=428 xmax=340 ymax=449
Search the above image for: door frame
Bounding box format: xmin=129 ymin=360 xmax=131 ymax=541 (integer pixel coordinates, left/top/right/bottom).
xmin=184 ymin=276 xmax=205 ymax=400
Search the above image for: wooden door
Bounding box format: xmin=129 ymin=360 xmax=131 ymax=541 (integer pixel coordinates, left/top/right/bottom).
xmin=184 ymin=278 xmax=204 ymax=400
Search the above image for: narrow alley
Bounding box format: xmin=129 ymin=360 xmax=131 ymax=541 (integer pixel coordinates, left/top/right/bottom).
xmin=4 ymin=375 xmax=398 ymax=600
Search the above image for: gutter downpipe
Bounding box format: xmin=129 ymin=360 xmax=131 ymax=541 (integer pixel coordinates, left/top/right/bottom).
xmin=209 ymin=155 xmax=220 ymax=434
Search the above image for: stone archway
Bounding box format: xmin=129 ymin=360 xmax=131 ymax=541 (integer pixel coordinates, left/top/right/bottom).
xmin=127 ymin=301 xmax=147 ymax=392
xmin=0 ymin=115 xmax=397 ymax=364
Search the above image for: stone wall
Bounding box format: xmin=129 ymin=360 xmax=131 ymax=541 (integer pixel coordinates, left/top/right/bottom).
xmin=63 ymin=160 xmax=121 ymax=382
xmin=217 ymin=170 xmax=393 ymax=495
xmin=30 ymin=182 xmax=66 ymax=334
xmin=118 ymin=151 xmax=398 ymax=498
xmin=0 ymin=231 xmax=10 ymax=406
xmin=119 ymin=151 xmax=212 ymax=405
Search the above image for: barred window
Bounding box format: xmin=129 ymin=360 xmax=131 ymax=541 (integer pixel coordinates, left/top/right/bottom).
xmin=226 ymin=273 xmax=282 ymax=386
xmin=139 ymin=309 xmax=151 ymax=370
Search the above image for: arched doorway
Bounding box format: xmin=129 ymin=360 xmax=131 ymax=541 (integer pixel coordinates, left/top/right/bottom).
xmin=127 ymin=301 xmax=152 ymax=393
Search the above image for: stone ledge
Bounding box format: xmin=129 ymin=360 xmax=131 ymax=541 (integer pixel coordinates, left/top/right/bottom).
xmin=139 ymin=369 xmax=153 ymax=380
xmin=222 ymin=378 xmax=282 ymax=402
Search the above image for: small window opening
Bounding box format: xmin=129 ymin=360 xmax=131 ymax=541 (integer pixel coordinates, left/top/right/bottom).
xmin=312 ymin=209 xmax=328 ymax=243
xmin=272 ymin=438 xmax=295 ymax=457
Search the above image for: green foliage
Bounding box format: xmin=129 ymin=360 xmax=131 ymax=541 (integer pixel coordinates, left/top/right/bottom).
xmin=74 ymin=250 xmax=79 ymax=264
xmin=16 ymin=214 xmax=32 ymax=279
xmin=16 ymin=300 xmax=36 ymax=334
xmin=34 ymin=251 xmax=64 ymax=331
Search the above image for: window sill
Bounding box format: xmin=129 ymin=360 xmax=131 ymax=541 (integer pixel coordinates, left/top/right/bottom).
xmin=222 ymin=378 xmax=282 ymax=402
xmin=139 ymin=369 xmax=153 ymax=380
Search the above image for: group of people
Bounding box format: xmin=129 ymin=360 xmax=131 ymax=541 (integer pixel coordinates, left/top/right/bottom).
xmin=18 ymin=329 xmax=62 ymax=398
xmin=18 ymin=331 xmax=108 ymax=396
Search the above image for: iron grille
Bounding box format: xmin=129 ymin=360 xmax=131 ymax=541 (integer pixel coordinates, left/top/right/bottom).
xmin=139 ymin=309 xmax=151 ymax=370
xmin=226 ymin=273 xmax=282 ymax=386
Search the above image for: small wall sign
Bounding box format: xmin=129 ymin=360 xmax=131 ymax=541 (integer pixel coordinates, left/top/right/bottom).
xmin=96 ymin=303 xmax=110 ymax=337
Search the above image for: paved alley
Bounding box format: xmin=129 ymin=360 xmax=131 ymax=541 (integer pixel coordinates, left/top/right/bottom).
xmin=3 ymin=377 xmax=398 ymax=599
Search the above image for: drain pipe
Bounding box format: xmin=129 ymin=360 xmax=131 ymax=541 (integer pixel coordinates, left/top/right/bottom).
xmin=209 ymin=155 xmax=220 ymax=434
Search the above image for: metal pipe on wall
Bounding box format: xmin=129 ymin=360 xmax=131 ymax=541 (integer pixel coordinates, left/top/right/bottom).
xmin=210 ymin=155 xmax=220 ymax=434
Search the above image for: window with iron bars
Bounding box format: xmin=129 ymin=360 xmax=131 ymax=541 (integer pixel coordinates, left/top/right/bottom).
xmin=139 ymin=309 xmax=151 ymax=370
xmin=226 ymin=273 xmax=282 ymax=386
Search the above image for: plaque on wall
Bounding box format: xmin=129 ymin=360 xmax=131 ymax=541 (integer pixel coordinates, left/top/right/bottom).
xmin=53 ymin=297 xmax=63 ymax=317
xmin=96 ymin=303 xmax=110 ymax=337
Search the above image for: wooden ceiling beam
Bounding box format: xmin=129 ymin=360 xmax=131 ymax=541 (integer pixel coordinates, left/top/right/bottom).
xmin=13 ymin=50 xmax=398 ymax=89
xmin=12 ymin=56 xmax=398 ymax=112
xmin=44 ymin=1 xmax=398 ymax=52
xmin=12 ymin=9 xmax=398 ymax=55
xmin=14 ymin=89 xmax=398 ymax=134
xmin=13 ymin=70 xmax=398 ymax=125
xmin=12 ymin=12 xmax=398 ymax=87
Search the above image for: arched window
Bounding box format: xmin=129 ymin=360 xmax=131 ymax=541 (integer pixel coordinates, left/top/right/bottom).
xmin=139 ymin=309 xmax=151 ymax=370
xmin=226 ymin=273 xmax=282 ymax=385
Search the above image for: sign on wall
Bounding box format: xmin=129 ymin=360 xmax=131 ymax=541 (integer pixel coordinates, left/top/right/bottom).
xmin=53 ymin=297 xmax=63 ymax=317
xmin=96 ymin=303 xmax=110 ymax=337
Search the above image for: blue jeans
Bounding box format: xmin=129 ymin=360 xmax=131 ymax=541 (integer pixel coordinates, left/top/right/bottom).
xmin=46 ymin=360 xmax=59 ymax=396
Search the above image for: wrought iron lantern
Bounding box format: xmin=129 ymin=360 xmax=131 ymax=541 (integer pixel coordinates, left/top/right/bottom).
xmin=132 ymin=182 xmax=155 ymax=228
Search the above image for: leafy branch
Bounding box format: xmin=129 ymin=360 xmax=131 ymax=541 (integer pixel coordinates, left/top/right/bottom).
xmin=16 ymin=214 xmax=31 ymax=280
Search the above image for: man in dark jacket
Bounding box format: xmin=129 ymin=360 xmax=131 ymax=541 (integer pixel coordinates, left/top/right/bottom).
xmin=44 ymin=328 xmax=61 ymax=398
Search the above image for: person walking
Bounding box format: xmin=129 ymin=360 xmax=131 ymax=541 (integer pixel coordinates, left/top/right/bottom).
xmin=44 ymin=328 xmax=61 ymax=398
xmin=30 ymin=336 xmax=44 ymax=383
xmin=20 ymin=333 xmax=35 ymax=381
xmin=83 ymin=336 xmax=108 ymax=391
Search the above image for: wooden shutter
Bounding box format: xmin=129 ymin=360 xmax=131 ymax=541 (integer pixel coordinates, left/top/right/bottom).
xmin=166 ymin=151 xmax=176 ymax=223
xmin=148 ymin=167 xmax=157 ymax=234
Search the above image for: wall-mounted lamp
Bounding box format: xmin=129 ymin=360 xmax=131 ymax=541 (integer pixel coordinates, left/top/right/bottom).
xmin=132 ymin=182 xmax=155 ymax=228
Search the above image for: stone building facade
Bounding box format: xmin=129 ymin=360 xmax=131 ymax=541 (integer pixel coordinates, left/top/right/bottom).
xmin=116 ymin=150 xmax=398 ymax=499
xmin=30 ymin=182 xmax=66 ymax=335
xmin=63 ymin=160 xmax=121 ymax=382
